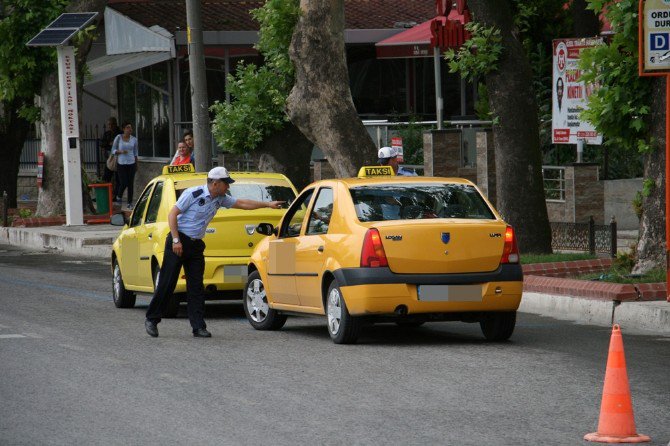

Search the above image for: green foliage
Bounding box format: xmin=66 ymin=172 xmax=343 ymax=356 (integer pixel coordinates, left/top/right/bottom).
xmin=579 ymin=1 xmax=652 ymax=154
xmin=444 ymin=22 xmax=503 ymax=81
xmin=210 ymin=0 xmax=300 ymax=153
xmin=521 ymin=252 xmax=596 ymax=264
xmin=392 ymin=116 xmax=431 ymax=165
xmin=0 ymin=0 xmax=68 ymax=120
xmin=18 ymin=208 xmax=32 ymax=218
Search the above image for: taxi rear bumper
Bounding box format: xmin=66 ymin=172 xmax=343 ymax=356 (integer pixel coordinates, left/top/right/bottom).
xmin=333 ymin=265 xmax=523 ymax=316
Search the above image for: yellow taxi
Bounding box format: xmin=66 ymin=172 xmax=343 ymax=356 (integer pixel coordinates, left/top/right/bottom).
xmin=110 ymin=165 xmax=297 ymax=316
xmin=244 ymin=166 xmax=523 ymax=344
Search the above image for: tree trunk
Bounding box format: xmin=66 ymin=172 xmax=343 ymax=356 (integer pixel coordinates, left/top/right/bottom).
xmin=0 ymin=100 xmax=31 ymax=208
xmin=468 ymin=0 xmax=553 ymax=254
xmin=571 ymin=0 xmax=600 ymax=37
xmin=36 ymin=0 xmax=107 ymax=217
xmin=252 ymin=123 xmax=314 ymax=191
xmin=286 ymin=0 xmax=376 ymax=178
xmin=633 ymin=77 xmax=666 ymax=274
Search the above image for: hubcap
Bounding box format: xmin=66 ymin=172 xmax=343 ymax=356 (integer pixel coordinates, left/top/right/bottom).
xmin=327 ymin=287 xmax=342 ymax=335
xmin=246 ymin=278 xmax=269 ymax=323
xmin=113 ymin=264 xmax=121 ymax=301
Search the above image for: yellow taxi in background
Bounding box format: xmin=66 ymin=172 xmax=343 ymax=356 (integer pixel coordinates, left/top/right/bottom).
xmin=111 ymin=165 xmax=297 ymax=317
xmin=244 ymin=166 xmax=523 ymax=344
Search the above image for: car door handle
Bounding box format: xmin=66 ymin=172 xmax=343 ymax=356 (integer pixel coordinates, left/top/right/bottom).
xmin=317 ymin=246 xmax=324 ymax=252
xmin=148 ymin=233 xmax=152 ymax=239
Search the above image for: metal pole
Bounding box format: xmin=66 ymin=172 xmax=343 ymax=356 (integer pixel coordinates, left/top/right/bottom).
xmin=666 ymin=75 xmax=670 ymax=301
xmin=433 ymin=46 xmax=443 ymax=130
xmin=57 ymin=45 xmax=83 ymax=226
xmin=185 ymin=0 xmax=212 ymax=171
xmin=576 ymin=139 xmax=584 ymax=163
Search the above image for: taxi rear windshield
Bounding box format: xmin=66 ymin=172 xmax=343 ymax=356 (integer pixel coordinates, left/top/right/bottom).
xmin=175 ymin=179 xmax=295 ymax=204
xmin=350 ymin=183 xmax=495 ymax=222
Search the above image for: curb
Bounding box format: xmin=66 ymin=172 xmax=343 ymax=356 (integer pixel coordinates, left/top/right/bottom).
xmin=519 ymin=292 xmax=670 ymax=335
xmin=0 ymin=226 xmax=115 ymax=259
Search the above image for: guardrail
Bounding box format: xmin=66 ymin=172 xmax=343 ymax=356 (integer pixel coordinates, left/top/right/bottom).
xmin=543 ymin=165 xmax=566 ymax=201
xmin=20 ymin=138 xmax=102 ymax=174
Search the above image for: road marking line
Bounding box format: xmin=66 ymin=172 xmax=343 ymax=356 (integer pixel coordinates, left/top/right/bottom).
xmin=0 ymin=334 xmax=26 ymax=339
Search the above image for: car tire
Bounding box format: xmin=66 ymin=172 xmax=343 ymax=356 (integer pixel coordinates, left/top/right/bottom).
xmin=480 ymin=311 xmax=516 ymax=341
xmin=112 ymin=260 xmax=136 ymax=308
xmin=326 ymin=281 xmax=361 ymax=344
xmin=153 ymin=264 xmax=180 ymax=318
xmin=244 ymin=271 xmax=287 ymax=330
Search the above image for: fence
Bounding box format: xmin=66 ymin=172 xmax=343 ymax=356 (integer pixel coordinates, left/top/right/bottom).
xmin=20 ymin=138 xmax=103 ymax=175
xmin=550 ymin=216 xmax=617 ymax=257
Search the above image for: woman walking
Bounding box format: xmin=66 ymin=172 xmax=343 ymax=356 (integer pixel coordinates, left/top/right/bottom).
xmin=112 ymin=122 xmax=139 ymax=209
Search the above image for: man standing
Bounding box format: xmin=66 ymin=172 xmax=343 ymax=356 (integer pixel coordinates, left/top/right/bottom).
xmin=377 ymin=146 xmax=417 ymax=176
xmin=145 ymin=166 xmax=285 ymax=338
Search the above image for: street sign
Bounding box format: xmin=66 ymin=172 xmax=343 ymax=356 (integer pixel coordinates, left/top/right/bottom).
xmin=639 ymin=0 xmax=670 ymax=75
xmin=551 ymin=37 xmax=603 ymax=145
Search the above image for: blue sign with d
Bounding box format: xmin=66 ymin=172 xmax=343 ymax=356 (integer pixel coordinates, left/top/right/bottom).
xmin=651 ymin=32 xmax=670 ymax=51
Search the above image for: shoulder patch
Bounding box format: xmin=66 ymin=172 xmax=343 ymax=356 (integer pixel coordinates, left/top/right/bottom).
xmin=192 ymin=188 xmax=204 ymax=198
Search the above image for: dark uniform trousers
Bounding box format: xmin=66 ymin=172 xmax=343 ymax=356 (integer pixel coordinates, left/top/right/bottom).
xmin=146 ymin=233 xmax=207 ymax=331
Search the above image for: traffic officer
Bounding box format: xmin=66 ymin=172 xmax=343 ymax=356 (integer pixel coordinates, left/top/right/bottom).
xmin=145 ymin=166 xmax=285 ymax=338
xmin=378 ymin=146 xmax=418 ymax=176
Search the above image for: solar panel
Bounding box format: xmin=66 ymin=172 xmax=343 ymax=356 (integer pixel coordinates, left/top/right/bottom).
xmin=47 ymin=12 xmax=97 ymax=30
xmin=26 ymin=12 xmax=97 ymax=47
xmin=27 ymin=29 xmax=79 ymax=47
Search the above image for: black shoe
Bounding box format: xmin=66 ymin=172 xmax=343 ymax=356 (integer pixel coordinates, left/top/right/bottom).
xmin=145 ymin=319 xmax=158 ymax=337
xmin=193 ymin=328 xmax=211 ymax=338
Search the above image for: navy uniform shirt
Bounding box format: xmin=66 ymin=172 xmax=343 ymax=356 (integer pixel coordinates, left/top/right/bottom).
xmin=176 ymin=185 xmax=237 ymax=239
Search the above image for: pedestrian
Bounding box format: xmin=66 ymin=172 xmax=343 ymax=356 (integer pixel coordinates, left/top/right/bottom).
xmin=111 ymin=122 xmax=139 ymax=209
xmin=100 ymin=117 xmax=122 ymax=195
xmin=378 ymin=146 xmax=417 ymax=176
xmin=144 ymin=166 xmax=285 ymax=338
xmin=171 ymin=129 xmax=196 ymax=168
xmin=170 ymin=140 xmax=194 ymax=167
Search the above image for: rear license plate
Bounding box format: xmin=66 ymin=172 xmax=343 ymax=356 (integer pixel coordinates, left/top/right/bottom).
xmin=224 ymin=265 xmax=248 ymax=283
xmin=418 ymin=285 xmax=482 ymax=302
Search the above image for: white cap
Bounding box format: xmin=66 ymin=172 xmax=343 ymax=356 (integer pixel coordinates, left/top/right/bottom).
xmin=207 ymin=166 xmax=235 ymax=184
xmin=378 ymin=146 xmax=398 ymax=162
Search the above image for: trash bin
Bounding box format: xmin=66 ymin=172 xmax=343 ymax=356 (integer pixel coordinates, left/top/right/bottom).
xmin=89 ymin=183 xmax=112 ymax=215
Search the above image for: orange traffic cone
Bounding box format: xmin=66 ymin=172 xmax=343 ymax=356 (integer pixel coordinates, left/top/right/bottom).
xmin=584 ymin=324 xmax=650 ymax=443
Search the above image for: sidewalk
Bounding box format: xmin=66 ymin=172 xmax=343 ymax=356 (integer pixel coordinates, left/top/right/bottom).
xmin=0 ymin=224 xmax=668 ymax=336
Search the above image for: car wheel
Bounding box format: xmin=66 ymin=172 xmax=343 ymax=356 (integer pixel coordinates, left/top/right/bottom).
xmin=153 ymin=264 xmax=180 ymax=318
xmin=244 ymin=271 xmax=287 ymax=330
xmin=112 ymin=260 xmax=136 ymax=308
xmin=326 ymin=281 xmax=361 ymax=344
xmin=480 ymin=311 xmax=516 ymax=341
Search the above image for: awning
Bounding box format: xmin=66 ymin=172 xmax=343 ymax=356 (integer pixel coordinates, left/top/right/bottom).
xmin=375 ymin=9 xmax=469 ymax=59
xmin=85 ymin=7 xmax=175 ymax=86
xmin=85 ymin=51 xmax=172 ymax=85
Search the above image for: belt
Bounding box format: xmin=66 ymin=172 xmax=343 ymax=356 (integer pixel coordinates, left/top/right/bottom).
xmin=178 ymin=232 xmax=201 ymax=242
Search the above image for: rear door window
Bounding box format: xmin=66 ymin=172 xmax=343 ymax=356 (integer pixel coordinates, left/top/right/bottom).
xmin=144 ymin=181 xmax=164 ymax=224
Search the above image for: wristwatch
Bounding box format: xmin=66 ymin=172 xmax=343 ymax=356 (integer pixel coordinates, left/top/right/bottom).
xmin=172 ymin=237 xmax=180 ymax=244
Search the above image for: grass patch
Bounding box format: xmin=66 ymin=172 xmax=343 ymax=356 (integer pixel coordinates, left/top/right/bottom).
xmin=521 ymin=252 xmax=597 ymax=264
xmin=578 ymin=267 xmax=665 ymax=284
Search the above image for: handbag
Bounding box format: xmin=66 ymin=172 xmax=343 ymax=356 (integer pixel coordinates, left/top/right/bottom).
xmin=106 ymin=153 xmax=118 ymax=171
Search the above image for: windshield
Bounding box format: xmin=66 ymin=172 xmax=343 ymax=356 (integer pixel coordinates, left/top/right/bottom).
xmin=350 ymin=183 xmax=495 ymax=222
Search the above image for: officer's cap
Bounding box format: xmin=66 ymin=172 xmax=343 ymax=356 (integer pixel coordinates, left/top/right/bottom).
xmin=208 ymin=166 xmax=235 ymax=184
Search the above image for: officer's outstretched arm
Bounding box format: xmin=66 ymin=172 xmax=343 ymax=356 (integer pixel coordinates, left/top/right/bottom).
xmin=232 ymin=199 xmax=285 ymax=210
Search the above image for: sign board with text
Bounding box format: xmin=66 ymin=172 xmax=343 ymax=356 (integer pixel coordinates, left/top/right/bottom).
xmin=639 ymin=0 xmax=670 ymax=75
xmin=552 ymin=37 xmax=603 ymax=145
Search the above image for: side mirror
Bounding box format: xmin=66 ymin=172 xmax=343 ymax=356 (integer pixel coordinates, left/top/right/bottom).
xmin=110 ymin=212 xmax=127 ymax=226
xmin=256 ymin=223 xmax=276 ymax=236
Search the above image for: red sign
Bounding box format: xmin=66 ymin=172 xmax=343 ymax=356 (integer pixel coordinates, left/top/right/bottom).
xmin=430 ymin=19 xmax=470 ymax=50
xmin=553 ymin=129 xmax=570 ymax=143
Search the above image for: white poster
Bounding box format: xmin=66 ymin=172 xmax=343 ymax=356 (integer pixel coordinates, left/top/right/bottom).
xmin=552 ymin=37 xmax=603 ymax=145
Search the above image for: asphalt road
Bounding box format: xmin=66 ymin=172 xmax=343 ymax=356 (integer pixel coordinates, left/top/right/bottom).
xmin=0 ymin=244 xmax=669 ymax=446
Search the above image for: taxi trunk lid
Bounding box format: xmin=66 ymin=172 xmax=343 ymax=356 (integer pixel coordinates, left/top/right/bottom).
xmin=203 ymin=208 xmax=285 ymax=257
xmin=374 ymin=220 xmax=507 ymax=274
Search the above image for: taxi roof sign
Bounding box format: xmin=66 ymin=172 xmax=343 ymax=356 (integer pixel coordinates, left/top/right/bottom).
xmin=162 ymin=164 xmax=195 ymax=175
xmin=357 ymin=165 xmax=394 ymax=178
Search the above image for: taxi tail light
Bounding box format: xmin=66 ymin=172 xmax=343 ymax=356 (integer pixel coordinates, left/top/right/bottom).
xmin=500 ymin=225 xmax=520 ymax=264
xmin=361 ymin=229 xmax=389 ymax=268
